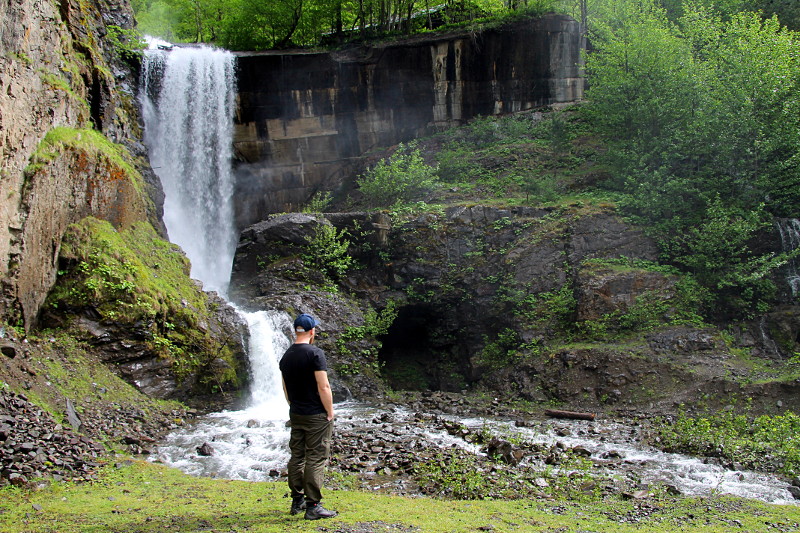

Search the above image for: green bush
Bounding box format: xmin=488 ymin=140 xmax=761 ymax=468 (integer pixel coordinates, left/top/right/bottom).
xmin=665 ymin=198 xmax=791 ymax=318
xmin=357 ymin=142 xmax=438 ymax=208
xmin=477 ymin=328 xmax=542 ymax=368
xmin=656 ymin=407 xmax=800 ymax=476
xmin=302 ymin=223 xmax=354 ymax=282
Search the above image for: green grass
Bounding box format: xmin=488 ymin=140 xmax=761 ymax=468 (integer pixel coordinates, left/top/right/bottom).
xmin=1 ymin=460 xmax=799 ymax=532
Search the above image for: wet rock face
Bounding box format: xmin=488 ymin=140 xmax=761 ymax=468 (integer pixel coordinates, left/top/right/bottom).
xmin=231 ymin=15 xmax=585 ymax=225
xmin=0 ymin=0 xmax=162 ymax=330
xmin=576 ymin=268 xmax=677 ymax=321
xmin=229 ymin=206 xmax=661 ymax=400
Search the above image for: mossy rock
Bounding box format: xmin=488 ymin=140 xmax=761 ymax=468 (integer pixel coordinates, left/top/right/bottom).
xmin=43 ymin=217 xmax=246 ymax=398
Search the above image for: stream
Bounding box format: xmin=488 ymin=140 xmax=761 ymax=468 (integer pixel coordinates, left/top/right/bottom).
xmin=150 ymin=307 xmax=798 ymax=506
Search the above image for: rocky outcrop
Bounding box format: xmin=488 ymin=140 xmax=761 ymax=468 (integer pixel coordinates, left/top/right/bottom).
xmin=230 ymin=205 xmax=800 ymax=409
xmin=65 ymin=291 xmax=248 ymax=400
xmin=231 ymin=15 xmax=585 ymax=225
xmin=0 ymin=0 xmax=162 ymax=330
xmin=229 ymin=205 xmax=664 ymax=400
xmin=39 ymin=218 xmax=249 ymax=400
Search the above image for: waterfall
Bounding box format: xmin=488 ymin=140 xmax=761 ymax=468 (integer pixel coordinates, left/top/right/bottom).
xmin=244 ymin=310 xmax=293 ymax=410
xmin=776 ymin=218 xmax=800 ymax=297
xmin=140 ymin=42 xmax=293 ymax=401
xmin=141 ymin=42 xmax=301 ymax=479
xmin=140 ymin=44 xmax=237 ymax=296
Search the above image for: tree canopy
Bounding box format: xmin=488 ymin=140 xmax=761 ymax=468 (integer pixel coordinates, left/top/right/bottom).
xmin=584 ymin=0 xmax=800 ymax=316
xmin=132 ymin=0 xmax=540 ymax=49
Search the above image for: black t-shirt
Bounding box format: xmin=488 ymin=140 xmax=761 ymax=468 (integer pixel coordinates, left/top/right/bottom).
xmin=279 ymin=343 xmax=328 ymax=415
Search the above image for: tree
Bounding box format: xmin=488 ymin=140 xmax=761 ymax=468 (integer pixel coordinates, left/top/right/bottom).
xmin=585 ymin=0 xmax=800 ymax=316
xmin=667 ymin=198 xmax=789 ymax=317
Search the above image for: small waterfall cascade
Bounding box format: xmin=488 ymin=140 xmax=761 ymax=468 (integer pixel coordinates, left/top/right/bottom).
xmin=776 ymin=218 xmax=800 ymax=297
xmin=140 ymin=42 xmax=237 ymax=296
xmin=245 ymin=310 xmax=293 ymax=410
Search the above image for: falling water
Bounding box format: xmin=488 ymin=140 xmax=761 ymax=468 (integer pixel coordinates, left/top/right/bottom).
xmin=140 ymin=42 xmax=299 ymax=478
xmin=776 ymin=218 xmax=800 ymax=297
xmin=154 ymin=308 xmax=296 ymax=481
xmin=140 ymin=43 xmax=237 ymax=296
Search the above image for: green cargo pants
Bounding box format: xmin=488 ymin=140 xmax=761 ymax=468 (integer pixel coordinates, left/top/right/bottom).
xmin=287 ymin=412 xmax=333 ymax=504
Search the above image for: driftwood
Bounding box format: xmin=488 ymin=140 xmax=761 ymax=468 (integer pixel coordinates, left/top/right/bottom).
xmin=544 ymin=409 xmax=596 ymax=421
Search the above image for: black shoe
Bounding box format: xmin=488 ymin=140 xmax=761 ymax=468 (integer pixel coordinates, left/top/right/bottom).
xmin=290 ymin=496 xmax=306 ymax=515
xmin=304 ymin=502 xmax=337 ymax=520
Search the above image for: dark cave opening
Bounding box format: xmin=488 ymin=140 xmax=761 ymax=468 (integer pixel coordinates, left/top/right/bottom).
xmin=378 ymin=304 xmax=468 ymax=392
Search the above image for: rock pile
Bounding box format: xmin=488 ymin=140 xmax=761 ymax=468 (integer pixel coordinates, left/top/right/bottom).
xmin=0 ymin=389 xmax=190 ymax=487
xmin=0 ymin=391 xmax=104 ymax=486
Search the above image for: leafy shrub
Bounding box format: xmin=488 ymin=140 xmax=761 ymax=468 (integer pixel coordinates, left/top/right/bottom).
xmin=415 ymin=451 xmax=493 ymax=499
xmin=477 ymin=328 xmax=542 ymax=368
xmin=302 ymin=191 xmax=333 ymax=213
xmin=665 ymin=198 xmax=791 ymax=318
xmin=302 ymin=223 xmax=354 ymax=282
xmin=357 ymin=143 xmax=438 ymax=208
xmin=656 ymin=408 xmax=800 ymax=476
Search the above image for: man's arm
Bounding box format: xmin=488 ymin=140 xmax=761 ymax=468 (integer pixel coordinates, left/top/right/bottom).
xmin=282 ymin=377 xmax=290 ymax=405
xmin=314 ymin=370 xmax=334 ymax=421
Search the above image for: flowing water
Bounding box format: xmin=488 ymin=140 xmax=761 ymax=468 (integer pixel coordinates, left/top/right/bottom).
xmin=776 ymin=218 xmax=800 ymax=297
xmin=140 ymin=43 xmax=797 ymax=506
xmin=140 ymin=41 xmax=298 ymax=479
xmin=140 ymin=41 xmax=238 ymax=296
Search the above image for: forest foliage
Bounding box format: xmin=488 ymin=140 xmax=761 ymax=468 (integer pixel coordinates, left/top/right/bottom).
xmin=584 ymin=0 xmax=800 ymax=317
xmin=132 ymin=0 xmax=557 ymax=49
xmin=132 ymin=0 xmax=799 ymax=49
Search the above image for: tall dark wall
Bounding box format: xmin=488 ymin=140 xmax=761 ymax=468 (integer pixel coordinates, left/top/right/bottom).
xmin=232 ymin=14 xmax=584 ymax=227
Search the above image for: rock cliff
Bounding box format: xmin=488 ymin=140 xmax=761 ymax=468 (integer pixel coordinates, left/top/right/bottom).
xmin=229 ymin=206 xmax=800 ymax=411
xmin=232 ymin=15 xmax=584 ymax=226
xmin=0 ymin=0 xmax=247 ymax=404
xmin=0 ymin=0 xmax=163 ymax=330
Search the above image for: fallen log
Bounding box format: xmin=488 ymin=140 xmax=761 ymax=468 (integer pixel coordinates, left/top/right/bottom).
xmin=544 ymin=409 xmax=596 ymax=421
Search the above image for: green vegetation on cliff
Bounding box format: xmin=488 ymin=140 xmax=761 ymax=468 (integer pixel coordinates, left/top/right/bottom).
xmin=45 ymin=217 xmax=243 ymax=391
xmin=26 ymin=128 xmax=143 ymax=190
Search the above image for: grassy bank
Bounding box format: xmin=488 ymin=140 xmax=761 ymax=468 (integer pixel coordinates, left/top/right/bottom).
xmin=1 ymin=460 xmax=799 ymax=532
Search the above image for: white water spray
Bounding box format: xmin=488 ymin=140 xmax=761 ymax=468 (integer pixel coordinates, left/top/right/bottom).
xmin=140 ymin=44 xmax=237 ymax=296
xmin=776 ymin=218 xmax=800 ymax=297
xmin=245 ymin=310 xmax=293 ymax=411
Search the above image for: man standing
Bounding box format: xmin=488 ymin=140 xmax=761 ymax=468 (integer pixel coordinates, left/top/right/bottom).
xmin=279 ymin=313 xmax=338 ymax=520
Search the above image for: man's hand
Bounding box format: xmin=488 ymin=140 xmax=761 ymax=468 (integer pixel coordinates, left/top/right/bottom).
xmin=315 ymin=370 xmax=334 ymax=422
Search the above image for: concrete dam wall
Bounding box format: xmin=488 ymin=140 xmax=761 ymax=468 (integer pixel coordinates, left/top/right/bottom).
xmin=232 ymin=14 xmax=585 ymax=226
